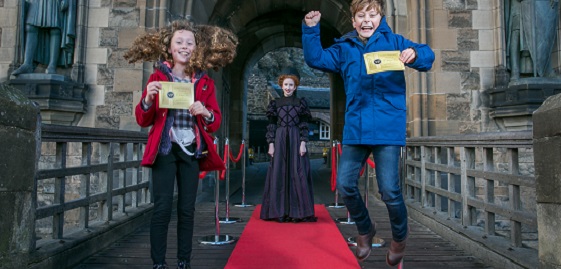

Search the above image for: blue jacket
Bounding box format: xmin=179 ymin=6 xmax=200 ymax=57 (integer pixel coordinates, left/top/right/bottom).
xmin=302 ymin=17 xmax=434 ymax=146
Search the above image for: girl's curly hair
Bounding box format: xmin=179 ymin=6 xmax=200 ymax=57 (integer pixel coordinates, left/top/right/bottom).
xmin=124 ymin=20 xmax=239 ymax=74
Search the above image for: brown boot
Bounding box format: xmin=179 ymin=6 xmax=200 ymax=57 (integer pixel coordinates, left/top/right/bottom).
xmin=386 ymin=238 xmax=407 ymax=266
xmin=355 ymin=222 xmax=376 ymax=262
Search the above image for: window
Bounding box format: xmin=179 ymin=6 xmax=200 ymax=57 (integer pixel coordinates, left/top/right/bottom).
xmin=319 ymin=122 xmax=330 ymax=140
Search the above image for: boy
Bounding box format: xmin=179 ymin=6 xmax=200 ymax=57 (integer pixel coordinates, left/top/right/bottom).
xmin=302 ymin=0 xmax=434 ymax=266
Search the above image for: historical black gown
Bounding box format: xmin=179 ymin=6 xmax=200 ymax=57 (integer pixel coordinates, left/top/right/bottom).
xmin=260 ymin=95 xmax=315 ymax=221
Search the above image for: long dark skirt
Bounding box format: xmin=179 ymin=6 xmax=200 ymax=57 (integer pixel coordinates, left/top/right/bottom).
xmin=260 ymin=126 xmax=315 ymax=220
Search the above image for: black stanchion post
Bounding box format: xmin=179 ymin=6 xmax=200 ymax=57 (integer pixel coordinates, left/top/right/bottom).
xmin=235 ymin=139 xmax=253 ymax=208
xmin=199 ymin=137 xmax=236 ymax=245
xmin=219 ymin=138 xmax=242 ymax=224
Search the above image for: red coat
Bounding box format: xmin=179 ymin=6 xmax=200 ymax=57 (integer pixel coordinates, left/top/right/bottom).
xmin=135 ymin=68 xmax=225 ymax=171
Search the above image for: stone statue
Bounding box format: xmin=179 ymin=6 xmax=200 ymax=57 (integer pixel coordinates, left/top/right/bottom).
xmin=505 ymin=0 xmax=559 ymax=80
xmin=12 ymin=0 xmax=77 ymax=76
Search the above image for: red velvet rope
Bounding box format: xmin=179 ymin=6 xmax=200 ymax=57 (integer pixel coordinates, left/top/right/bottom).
xmin=367 ymin=158 xmax=375 ymax=168
xmin=220 ymin=144 xmax=228 ymax=180
xmin=359 ymin=164 xmax=366 ymax=177
xmin=359 ymin=156 xmax=376 ymax=177
xmin=330 ymin=143 xmax=338 ymax=191
xmin=331 ymin=143 xmax=376 ymax=181
xmin=198 ymin=142 xmax=245 ymax=180
xmin=229 ymin=143 xmax=244 ymax=163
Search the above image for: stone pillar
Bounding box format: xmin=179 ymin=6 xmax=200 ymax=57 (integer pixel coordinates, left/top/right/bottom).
xmin=532 ymin=93 xmax=561 ymax=269
xmin=0 ymin=83 xmax=39 ymax=268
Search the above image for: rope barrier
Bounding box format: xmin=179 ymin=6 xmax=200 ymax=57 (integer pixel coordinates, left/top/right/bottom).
xmin=198 ymin=137 xmax=236 ymax=245
xmin=330 ymin=141 xmax=338 ymax=191
xmin=219 ymin=138 xmax=242 ymax=224
xmin=327 ymin=140 xmax=345 ymax=209
xmin=337 ymin=143 xmax=342 ymax=155
xmin=359 ymin=157 xmax=375 ymax=177
xmin=331 ymin=142 xmax=343 ymax=191
xmin=196 ymin=140 xmax=231 ymax=181
xmin=234 ymin=140 xmax=253 ymax=207
xmin=229 ymin=143 xmax=244 ymax=163
xmin=367 ymin=157 xmax=375 ymax=168
xmin=359 ymin=165 xmax=366 ymax=177
xmin=220 ymin=143 xmax=228 ymax=180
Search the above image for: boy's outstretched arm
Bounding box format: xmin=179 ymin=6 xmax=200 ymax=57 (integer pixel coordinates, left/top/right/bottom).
xmin=302 ymin=11 xmax=340 ymax=73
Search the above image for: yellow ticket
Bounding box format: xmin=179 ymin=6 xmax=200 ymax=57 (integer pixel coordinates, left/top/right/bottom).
xmin=158 ymin=82 xmax=194 ymax=109
xmin=363 ymin=51 xmax=405 ymax=74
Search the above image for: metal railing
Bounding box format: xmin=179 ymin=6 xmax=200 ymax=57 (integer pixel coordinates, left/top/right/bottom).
xmin=35 ymin=124 xmax=150 ymax=247
xmin=403 ymin=131 xmax=537 ymax=268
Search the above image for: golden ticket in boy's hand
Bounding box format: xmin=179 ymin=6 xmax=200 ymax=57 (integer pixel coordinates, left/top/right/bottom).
xmin=158 ymin=82 xmax=194 ymax=109
xmin=363 ymin=51 xmax=405 ymax=74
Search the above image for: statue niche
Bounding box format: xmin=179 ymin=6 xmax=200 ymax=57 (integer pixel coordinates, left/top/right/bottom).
xmin=12 ymin=0 xmax=77 ymax=76
xmin=490 ymin=0 xmax=561 ymax=131
xmin=9 ymin=0 xmax=86 ymax=126
xmin=505 ymin=0 xmax=559 ymax=81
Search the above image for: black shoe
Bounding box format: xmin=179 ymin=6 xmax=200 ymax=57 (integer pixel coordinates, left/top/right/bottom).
xmin=177 ymin=260 xmax=191 ymax=269
xmin=153 ymin=263 xmax=169 ymax=269
xmin=302 ymin=216 xmax=318 ymax=222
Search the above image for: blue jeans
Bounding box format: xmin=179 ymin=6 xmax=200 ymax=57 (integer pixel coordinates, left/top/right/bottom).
xmin=336 ymin=145 xmax=408 ymax=241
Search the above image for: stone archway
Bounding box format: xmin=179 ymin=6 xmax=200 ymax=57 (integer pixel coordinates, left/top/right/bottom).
xmin=167 ymin=0 xmax=424 ymax=146
xmin=202 ymin=0 xmax=353 ymax=148
xmin=134 ymin=0 xmax=420 ymax=139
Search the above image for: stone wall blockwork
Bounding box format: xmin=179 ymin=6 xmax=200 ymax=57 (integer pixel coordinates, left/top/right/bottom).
xmin=0 ymin=83 xmax=39 ymax=268
xmin=533 ymin=93 xmax=561 ymax=268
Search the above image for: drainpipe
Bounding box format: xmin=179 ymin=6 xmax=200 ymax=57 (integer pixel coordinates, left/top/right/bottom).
xmin=387 ymin=0 xmax=396 ymax=29
xmin=408 ymin=0 xmax=423 ymax=137
xmin=72 ymin=0 xmax=89 ymax=83
xmin=420 ymin=0 xmax=429 ymax=136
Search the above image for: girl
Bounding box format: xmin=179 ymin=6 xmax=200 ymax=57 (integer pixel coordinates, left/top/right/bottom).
xmin=124 ymin=20 xmax=238 ymax=269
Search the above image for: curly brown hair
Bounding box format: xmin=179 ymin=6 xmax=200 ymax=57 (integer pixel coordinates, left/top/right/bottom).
xmin=123 ymin=20 xmax=239 ymax=74
xmin=278 ymin=75 xmax=300 ymax=88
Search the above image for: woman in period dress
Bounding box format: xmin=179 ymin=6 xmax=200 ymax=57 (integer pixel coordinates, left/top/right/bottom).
xmin=260 ymin=67 xmax=317 ymax=223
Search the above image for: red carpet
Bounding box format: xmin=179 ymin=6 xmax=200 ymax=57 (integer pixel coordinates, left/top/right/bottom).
xmin=225 ymin=205 xmax=360 ymax=269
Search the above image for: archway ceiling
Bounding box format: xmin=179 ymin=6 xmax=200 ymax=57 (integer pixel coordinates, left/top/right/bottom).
xmin=232 ymin=11 xmax=343 ymax=71
xmin=207 ymin=0 xmax=353 ymax=73
xmin=209 ymin=0 xmax=352 ymax=34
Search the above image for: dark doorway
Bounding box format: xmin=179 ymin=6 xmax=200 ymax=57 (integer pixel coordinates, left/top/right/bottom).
xmin=248 ymin=119 xmax=269 ymax=161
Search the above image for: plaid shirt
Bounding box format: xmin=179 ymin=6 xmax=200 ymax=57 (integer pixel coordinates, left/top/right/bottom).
xmin=140 ymin=74 xmax=204 ymax=150
xmin=171 ymin=75 xmax=196 ymax=145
